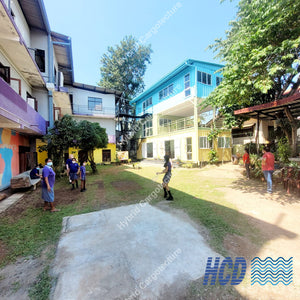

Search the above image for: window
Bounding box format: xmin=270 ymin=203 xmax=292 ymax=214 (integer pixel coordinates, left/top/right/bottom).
xmin=218 ymin=137 xmax=231 ymax=148
xmin=184 ymin=73 xmax=191 ymax=97
xmin=27 ymin=92 xmax=38 ymax=111
xmin=186 ymin=137 xmax=192 ymax=160
xmin=197 ymin=71 xmax=212 ymax=85
xmin=199 ymin=137 xmax=211 ymax=149
xmin=159 ymin=119 xmax=171 ymax=126
xmin=143 ymin=119 xmax=153 ymax=137
xmin=159 ymin=84 xmax=174 ymax=100
xmin=0 ymin=63 xmax=10 ymax=84
xmin=143 ymin=97 xmax=152 ymax=111
xmin=165 ymin=140 xmax=175 ymax=159
xmin=35 ymin=49 xmax=45 ymax=73
xmin=88 ymin=97 xmax=102 ymax=111
xmin=216 ymin=76 xmax=222 ymax=86
xmin=147 ymin=143 xmax=153 ymax=158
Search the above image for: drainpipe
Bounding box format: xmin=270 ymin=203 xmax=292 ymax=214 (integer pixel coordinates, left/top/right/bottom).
xmin=47 ymin=33 xmax=54 ymax=128
xmin=194 ymin=65 xmax=199 ymax=166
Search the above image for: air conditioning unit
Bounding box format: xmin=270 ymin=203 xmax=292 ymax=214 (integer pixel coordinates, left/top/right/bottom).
xmin=58 ymin=71 xmax=64 ymax=87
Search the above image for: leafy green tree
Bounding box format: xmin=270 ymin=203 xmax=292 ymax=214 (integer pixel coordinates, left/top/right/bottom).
xmin=77 ymin=121 xmax=108 ymax=173
xmin=39 ymin=115 xmax=79 ymax=174
xmin=99 ymin=35 xmax=152 ymax=100
xmin=204 ymin=0 xmax=300 ymax=154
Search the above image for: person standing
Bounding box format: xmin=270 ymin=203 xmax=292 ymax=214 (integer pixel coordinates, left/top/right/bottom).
xmin=80 ymin=161 xmax=87 ymax=192
xmin=262 ymin=146 xmax=275 ymax=194
xmin=66 ymin=154 xmax=74 ymax=183
xmin=243 ymin=149 xmax=250 ymax=179
xmin=42 ymin=158 xmax=59 ymax=212
xmin=156 ymin=155 xmax=173 ymax=201
xmin=69 ymin=157 xmax=79 ymax=190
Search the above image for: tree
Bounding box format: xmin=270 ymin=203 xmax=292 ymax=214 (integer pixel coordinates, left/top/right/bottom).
xmin=77 ymin=120 xmax=108 ymax=173
xmin=99 ymin=35 xmax=152 ymax=100
xmin=204 ymin=0 xmax=300 ymax=154
xmin=39 ymin=115 xmax=78 ymax=174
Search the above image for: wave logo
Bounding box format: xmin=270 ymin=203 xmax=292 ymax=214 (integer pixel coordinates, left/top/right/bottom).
xmin=251 ymin=257 xmax=293 ymax=286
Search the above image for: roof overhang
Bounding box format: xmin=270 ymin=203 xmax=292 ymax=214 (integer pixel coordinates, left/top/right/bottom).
xmin=72 ymin=82 xmax=122 ymax=96
xmin=51 ymin=31 xmax=74 ymax=85
xmin=234 ymin=91 xmax=300 ymax=120
xmin=18 ymin=0 xmax=50 ymax=33
xmin=0 ymin=0 xmax=45 ymax=87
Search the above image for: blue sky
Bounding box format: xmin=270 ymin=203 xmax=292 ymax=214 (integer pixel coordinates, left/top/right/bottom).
xmin=43 ymin=0 xmax=238 ymax=90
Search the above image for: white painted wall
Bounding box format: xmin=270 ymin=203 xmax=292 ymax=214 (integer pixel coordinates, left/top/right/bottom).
xmin=30 ymin=29 xmax=49 ymax=79
xmin=10 ymin=0 xmax=31 ymax=47
xmin=143 ymin=130 xmax=197 ymax=160
xmin=32 ymin=88 xmax=49 ymax=121
xmin=72 ymin=116 xmax=115 ymax=137
xmin=67 ymin=86 xmax=115 ymax=115
xmin=152 ymin=87 xmax=195 ymax=115
xmin=0 ymin=50 xmax=32 ymax=100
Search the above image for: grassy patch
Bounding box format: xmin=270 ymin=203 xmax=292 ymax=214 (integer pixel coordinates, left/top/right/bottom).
xmin=28 ymin=265 xmax=53 ymax=300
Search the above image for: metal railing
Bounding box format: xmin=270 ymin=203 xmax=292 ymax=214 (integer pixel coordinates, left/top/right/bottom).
xmin=158 ymin=116 xmax=195 ymax=134
xmin=72 ymin=105 xmax=115 ymax=116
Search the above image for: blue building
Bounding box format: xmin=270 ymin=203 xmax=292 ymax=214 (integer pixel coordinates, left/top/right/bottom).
xmin=130 ymin=59 xmax=232 ymax=163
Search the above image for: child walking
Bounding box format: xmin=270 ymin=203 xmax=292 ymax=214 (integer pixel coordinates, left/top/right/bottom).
xmin=80 ymin=161 xmax=87 ymax=192
xmin=156 ymin=155 xmax=173 ymax=201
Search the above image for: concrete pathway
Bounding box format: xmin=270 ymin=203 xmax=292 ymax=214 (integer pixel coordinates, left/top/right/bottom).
xmin=0 ymin=193 xmax=23 ymax=213
xmin=51 ymin=203 xmax=221 ymax=300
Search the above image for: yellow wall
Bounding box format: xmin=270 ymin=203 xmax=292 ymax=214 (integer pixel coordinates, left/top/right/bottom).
xmin=36 ymin=139 xmax=48 ymax=165
xmin=37 ymin=143 xmax=117 ymax=165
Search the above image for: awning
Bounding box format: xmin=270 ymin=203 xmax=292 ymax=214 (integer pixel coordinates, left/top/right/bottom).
xmin=234 ymin=91 xmax=300 ymax=120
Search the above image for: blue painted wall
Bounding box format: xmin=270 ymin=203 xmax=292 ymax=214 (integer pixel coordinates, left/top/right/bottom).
xmin=134 ymin=60 xmax=222 ymax=115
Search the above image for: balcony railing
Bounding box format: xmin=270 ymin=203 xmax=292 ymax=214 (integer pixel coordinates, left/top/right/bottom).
xmin=158 ymin=116 xmax=195 ymax=134
xmin=72 ymin=105 xmax=115 ymax=117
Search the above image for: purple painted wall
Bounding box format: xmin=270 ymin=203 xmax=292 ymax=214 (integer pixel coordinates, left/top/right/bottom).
xmin=0 ymin=78 xmax=47 ymax=135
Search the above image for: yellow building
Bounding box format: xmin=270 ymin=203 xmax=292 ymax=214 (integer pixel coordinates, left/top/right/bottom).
xmin=131 ymin=59 xmax=232 ymax=164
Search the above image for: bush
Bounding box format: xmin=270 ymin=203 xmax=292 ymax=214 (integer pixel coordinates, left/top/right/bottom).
xmin=276 ymin=137 xmax=291 ymax=163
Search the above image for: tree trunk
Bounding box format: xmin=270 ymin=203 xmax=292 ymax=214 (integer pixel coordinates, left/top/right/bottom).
xmin=284 ymin=107 xmax=298 ymax=157
xmin=88 ymin=150 xmax=97 ymax=174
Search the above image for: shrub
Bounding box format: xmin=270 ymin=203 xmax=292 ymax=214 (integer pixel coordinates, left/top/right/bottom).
xmin=277 ymin=137 xmax=291 ymax=163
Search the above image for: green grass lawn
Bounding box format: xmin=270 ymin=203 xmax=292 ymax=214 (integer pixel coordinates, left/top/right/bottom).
xmin=0 ymin=164 xmax=262 ymax=299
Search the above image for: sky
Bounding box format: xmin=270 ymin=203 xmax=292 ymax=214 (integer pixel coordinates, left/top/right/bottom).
xmin=43 ymin=0 xmax=238 ymax=90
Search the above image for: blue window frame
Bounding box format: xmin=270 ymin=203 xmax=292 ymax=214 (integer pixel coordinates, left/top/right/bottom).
xmin=184 ymin=73 xmax=191 ymax=97
xmin=216 ymin=76 xmax=223 ymax=86
xmin=88 ymin=97 xmax=102 ymax=110
xmin=159 ymin=84 xmax=174 ymax=100
xmin=197 ymin=71 xmax=212 ymax=85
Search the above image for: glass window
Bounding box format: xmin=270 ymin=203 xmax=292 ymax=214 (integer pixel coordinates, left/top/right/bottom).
xmin=185 ymin=89 xmax=191 ymax=97
xmin=159 ymin=84 xmax=174 ymax=100
xmin=216 ymin=76 xmax=222 ymax=86
xmin=218 ymin=137 xmax=231 ymax=148
xmin=199 ymin=137 xmax=210 ymax=149
xmin=186 ymin=137 xmax=192 ymax=160
xmin=197 ymin=71 xmax=212 ymax=85
xmin=88 ymin=97 xmax=102 ymax=110
xmin=147 ymin=143 xmax=153 ymax=158
xmin=0 ymin=63 xmax=10 ymax=84
xmin=35 ymin=49 xmax=45 ymax=73
xmin=207 ymin=74 xmax=212 ymax=85
xmin=159 ymin=91 xmax=163 ymax=100
xmin=143 ymin=118 xmax=153 ymax=137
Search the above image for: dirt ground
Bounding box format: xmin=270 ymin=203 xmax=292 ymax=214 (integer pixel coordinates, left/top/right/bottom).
xmin=0 ymin=164 xmax=300 ymax=299
xmin=199 ymin=164 xmax=300 ymax=300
